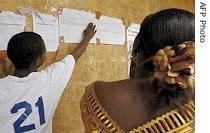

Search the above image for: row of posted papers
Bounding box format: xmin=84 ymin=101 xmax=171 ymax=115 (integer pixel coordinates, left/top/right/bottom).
xmin=0 ymin=8 xmax=126 ymax=52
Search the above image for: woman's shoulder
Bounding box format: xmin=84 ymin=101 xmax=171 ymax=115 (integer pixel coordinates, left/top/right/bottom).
xmin=93 ymin=78 xmax=143 ymax=91
xmin=84 ymin=79 xmax=150 ymax=109
xmin=93 ymin=79 xmax=140 ymax=99
xmin=80 ymin=80 xmax=124 ymax=133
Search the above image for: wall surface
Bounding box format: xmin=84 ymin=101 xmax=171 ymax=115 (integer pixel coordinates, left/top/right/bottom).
xmin=0 ymin=0 xmax=194 ymax=132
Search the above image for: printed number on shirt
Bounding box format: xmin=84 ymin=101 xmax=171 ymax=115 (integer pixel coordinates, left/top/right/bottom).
xmin=10 ymin=96 xmax=46 ymax=133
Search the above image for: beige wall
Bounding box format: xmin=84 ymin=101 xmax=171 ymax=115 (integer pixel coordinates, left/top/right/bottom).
xmin=0 ymin=0 xmax=194 ymax=132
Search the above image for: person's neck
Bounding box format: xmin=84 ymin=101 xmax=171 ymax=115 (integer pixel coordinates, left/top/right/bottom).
xmin=13 ymin=68 xmax=37 ymax=78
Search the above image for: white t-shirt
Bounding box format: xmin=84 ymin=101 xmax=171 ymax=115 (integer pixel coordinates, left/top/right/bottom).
xmin=0 ymin=55 xmax=75 ymax=133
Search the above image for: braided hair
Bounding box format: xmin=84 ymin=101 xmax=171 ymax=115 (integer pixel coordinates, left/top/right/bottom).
xmin=132 ymin=8 xmax=195 ymax=109
xmin=7 ymin=32 xmax=45 ymax=69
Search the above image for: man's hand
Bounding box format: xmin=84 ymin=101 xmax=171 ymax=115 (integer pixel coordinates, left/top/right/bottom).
xmin=71 ymin=22 xmax=97 ymax=62
xmin=83 ymin=22 xmax=97 ymax=41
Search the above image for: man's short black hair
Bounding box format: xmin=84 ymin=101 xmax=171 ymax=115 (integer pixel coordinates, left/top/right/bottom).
xmin=7 ymin=32 xmax=45 ymax=69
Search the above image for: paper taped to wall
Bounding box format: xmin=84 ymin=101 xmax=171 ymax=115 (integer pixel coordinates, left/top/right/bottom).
xmin=0 ymin=11 xmax=25 ymax=51
xmin=59 ymin=8 xmax=125 ymax=45
xmin=59 ymin=8 xmax=97 ymax=44
xmin=33 ymin=13 xmax=59 ymax=52
xmin=97 ymin=15 xmax=125 ymax=45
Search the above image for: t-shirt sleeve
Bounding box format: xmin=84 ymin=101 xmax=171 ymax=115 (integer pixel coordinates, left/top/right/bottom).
xmin=41 ymin=55 xmax=75 ymax=96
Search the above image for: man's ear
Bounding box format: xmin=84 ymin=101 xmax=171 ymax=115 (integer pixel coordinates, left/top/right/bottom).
xmin=35 ymin=57 xmax=42 ymax=68
xmin=35 ymin=51 xmax=46 ymax=68
xmin=35 ymin=56 xmax=45 ymax=68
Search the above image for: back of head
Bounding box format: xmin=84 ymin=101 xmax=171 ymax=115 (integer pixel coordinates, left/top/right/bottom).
xmin=133 ymin=8 xmax=195 ymax=109
xmin=134 ymin=8 xmax=195 ymax=62
xmin=7 ymin=32 xmax=45 ymax=69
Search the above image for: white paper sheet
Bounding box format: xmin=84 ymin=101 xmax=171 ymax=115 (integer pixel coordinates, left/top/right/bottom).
xmin=97 ymin=16 xmax=125 ymax=45
xmin=0 ymin=11 xmax=25 ymax=50
xmin=59 ymin=8 xmax=97 ymax=43
xmin=33 ymin=13 xmax=59 ymax=52
xmin=127 ymin=23 xmax=140 ymax=76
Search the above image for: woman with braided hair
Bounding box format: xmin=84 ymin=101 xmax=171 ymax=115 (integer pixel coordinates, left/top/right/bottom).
xmin=80 ymin=8 xmax=195 ymax=133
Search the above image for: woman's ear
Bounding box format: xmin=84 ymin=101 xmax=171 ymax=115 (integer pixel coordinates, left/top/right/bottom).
xmin=130 ymin=52 xmax=139 ymax=78
xmin=130 ymin=59 xmax=136 ymax=78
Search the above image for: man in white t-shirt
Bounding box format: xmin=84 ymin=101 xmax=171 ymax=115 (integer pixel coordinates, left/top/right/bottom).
xmin=0 ymin=22 xmax=96 ymax=133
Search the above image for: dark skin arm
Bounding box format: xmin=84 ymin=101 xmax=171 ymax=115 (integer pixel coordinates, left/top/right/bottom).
xmin=71 ymin=22 xmax=96 ymax=62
